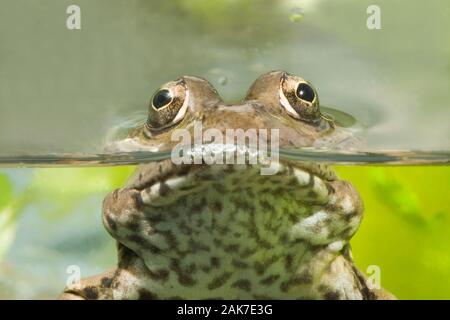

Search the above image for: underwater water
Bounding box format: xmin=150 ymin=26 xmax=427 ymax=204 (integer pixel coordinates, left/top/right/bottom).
xmin=0 ymin=0 xmax=449 ymax=299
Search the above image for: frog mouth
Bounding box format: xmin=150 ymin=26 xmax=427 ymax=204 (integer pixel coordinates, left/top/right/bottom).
xmin=128 ymin=161 xmax=336 ymax=212
xmin=127 ymin=144 xmax=337 ymax=203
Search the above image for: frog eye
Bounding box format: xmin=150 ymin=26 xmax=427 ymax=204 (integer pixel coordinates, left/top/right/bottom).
xmin=279 ymin=74 xmax=321 ymax=123
xmin=296 ymin=83 xmax=315 ymax=103
xmin=152 ymin=89 xmax=173 ymax=110
xmin=146 ymin=80 xmax=189 ymax=131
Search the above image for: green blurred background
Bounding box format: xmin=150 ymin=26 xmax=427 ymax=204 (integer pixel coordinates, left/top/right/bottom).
xmin=1 ymin=166 xmax=449 ymax=299
xmin=0 ymin=0 xmax=449 ymax=299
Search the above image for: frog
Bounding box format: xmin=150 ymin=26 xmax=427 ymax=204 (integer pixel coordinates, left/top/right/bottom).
xmin=60 ymin=71 xmax=394 ymax=300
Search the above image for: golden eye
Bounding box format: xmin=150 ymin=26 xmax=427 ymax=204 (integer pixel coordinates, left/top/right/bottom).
xmin=279 ymin=73 xmax=321 ymax=123
xmin=146 ymin=80 xmax=189 ymax=131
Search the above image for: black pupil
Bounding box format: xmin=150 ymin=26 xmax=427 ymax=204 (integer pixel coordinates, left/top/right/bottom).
xmin=152 ymin=89 xmax=172 ymax=109
xmin=296 ymin=83 xmax=315 ymax=102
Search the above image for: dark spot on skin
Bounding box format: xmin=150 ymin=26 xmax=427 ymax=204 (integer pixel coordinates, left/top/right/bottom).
xmin=177 ymin=165 xmax=191 ymax=177
xmin=279 ymin=281 xmax=290 ymax=293
xmin=188 ymin=239 xmax=211 ymax=252
xmin=244 ymin=216 xmax=273 ymax=250
xmin=196 ymin=217 xmax=205 ymax=227
xmin=213 ymin=238 xmax=223 ymax=247
xmin=274 ymin=186 xmax=287 ymax=197
xmin=127 ymin=235 xmax=163 ymax=254
xmin=307 ymin=190 xmax=317 ymax=198
xmin=258 ymin=238 xmax=273 ymax=250
xmin=82 ymin=286 xmax=99 ymax=300
xmin=259 ymin=274 xmax=280 ymax=286
xmin=125 ymin=214 xmax=142 ymax=232
xmin=254 ymin=262 xmax=266 ymax=276
xmin=217 ymin=225 xmax=231 ymax=235
xmin=117 ymin=244 xmax=139 ymax=269
xmin=207 ymin=272 xmax=233 ymax=290
xmin=105 ymin=215 xmax=117 ymax=231
xmin=287 ymin=213 xmax=299 ymax=224
xmin=159 ymin=182 xmax=171 ymax=196
xmin=112 ymin=189 xmax=119 ymax=200
xmin=339 ymin=225 xmax=356 ymax=238
xmin=351 ymin=264 xmax=374 ymax=300
xmin=169 ymin=258 xmax=197 ymax=287
xmin=100 ymin=277 xmax=112 ymax=288
xmin=254 ymin=255 xmax=279 ymax=276
xmin=178 ymin=184 xmax=195 ymax=191
xmin=294 ymin=271 xmax=313 ymax=284
xmin=175 ymin=248 xmax=191 ymax=259
xmin=326 ymin=183 xmax=335 ymax=194
xmin=191 ymin=198 xmax=207 ymax=213
xmin=239 ymin=247 xmax=256 ymax=259
xmin=344 ymin=211 xmax=357 ymax=221
xmin=289 ymin=177 xmax=298 ymax=186
xmin=185 ymin=263 xmax=197 ymax=274
xmin=161 ymin=231 xmax=178 ymax=249
xmin=195 ymin=171 xmax=215 ymax=180
xmin=212 ymin=182 xmax=226 ymax=193
xmin=244 ymin=187 xmax=256 ymax=198
xmin=210 ymin=257 xmax=221 ymax=268
xmin=279 ymin=271 xmax=313 ymax=293
xmin=224 ymin=243 xmax=240 ymax=253
xmin=178 ymin=221 xmax=192 ymax=235
xmin=111 ymin=281 xmax=119 ymax=290
xmin=201 ymin=266 xmax=211 ymax=273
xmin=260 ymin=200 xmax=274 ymax=211
xmin=324 ymin=290 xmax=341 ymax=300
xmin=265 ymin=220 xmax=280 ymax=233
xmin=232 ymin=279 xmax=252 ymax=292
xmin=223 ymin=165 xmax=235 ymax=174
xmin=230 ymin=176 xmax=241 ymax=185
xmin=210 ymin=201 xmax=223 ymax=212
xmin=211 ymin=214 xmax=217 ymax=229
xmin=148 ymin=269 xmax=170 ymax=282
xmin=232 ymin=259 xmax=248 ymax=269
xmin=168 ymin=207 xmax=183 ymax=219
xmin=138 ymin=288 xmax=158 ymax=300
xmin=342 ymin=243 xmax=352 ymax=259
xmin=131 ymin=191 xmax=144 ymax=209
xmin=234 ymin=198 xmax=254 ymax=214
xmin=147 ymin=213 xmax=164 ymax=223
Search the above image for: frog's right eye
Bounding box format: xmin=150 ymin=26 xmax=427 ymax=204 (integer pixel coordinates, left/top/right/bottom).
xmin=146 ymin=79 xmax=189 ymax=131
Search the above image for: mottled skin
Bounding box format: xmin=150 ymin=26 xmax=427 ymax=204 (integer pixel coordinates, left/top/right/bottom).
xmin=60 ymin=71 xmax=394 ymax=300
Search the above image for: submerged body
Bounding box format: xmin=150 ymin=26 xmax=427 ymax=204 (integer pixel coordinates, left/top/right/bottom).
xmin=61 ymin=71 xmax=394 ymax=299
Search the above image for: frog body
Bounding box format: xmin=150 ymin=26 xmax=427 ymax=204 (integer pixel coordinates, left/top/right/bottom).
xmin=60 ymin=71 xmax=394 ymax=300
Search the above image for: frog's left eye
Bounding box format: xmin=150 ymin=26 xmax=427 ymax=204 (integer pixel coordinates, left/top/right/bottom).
xmin=146 ymin=79 xmax=189 ymax=132
xmin=152 ymin=89 xmax=173 ymax=109
xmin=279 ymin=74 xmax=321 ymax=123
